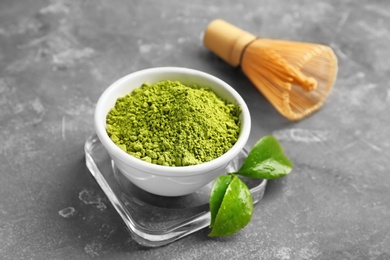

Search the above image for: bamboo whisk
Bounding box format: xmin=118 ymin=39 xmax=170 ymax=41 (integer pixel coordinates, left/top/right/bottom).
xmin=203 ymin=19 xmax=338 ymax=121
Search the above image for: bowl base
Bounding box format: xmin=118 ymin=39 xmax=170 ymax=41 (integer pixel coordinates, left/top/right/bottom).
xmin=85 ymin=134 xmax=267 ymax=247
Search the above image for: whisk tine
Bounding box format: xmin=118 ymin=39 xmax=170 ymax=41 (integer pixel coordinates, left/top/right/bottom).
xmin=250 ymin=64 xmax=291 ymax=92
xmin=203 ymin=19 xmax=338 ymax=121
xmin=244 ymin=43 xmax=318 ymax=92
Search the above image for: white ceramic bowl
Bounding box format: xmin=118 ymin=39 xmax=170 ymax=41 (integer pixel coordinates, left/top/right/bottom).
xmin=94 ymin=67 xmax=251 ymax=196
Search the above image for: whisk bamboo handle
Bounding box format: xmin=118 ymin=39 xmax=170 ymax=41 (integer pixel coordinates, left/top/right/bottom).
xmin=204 ymin=19 xmax=256 ymax=67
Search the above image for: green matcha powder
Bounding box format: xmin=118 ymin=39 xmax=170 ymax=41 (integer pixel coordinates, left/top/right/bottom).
xmin=106 ymin=80 xmax=241 ymax=166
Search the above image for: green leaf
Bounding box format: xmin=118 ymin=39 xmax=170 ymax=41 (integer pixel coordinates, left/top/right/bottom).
xmin=209 ymin=175 xmax=253 ymax=237
xmin=209 ymin=175 xmax=233 ymax=228
xmin=208 ymin=135 xmax=293 ymax=238
xmin=236 ymin=135 xmax=293 ymax=179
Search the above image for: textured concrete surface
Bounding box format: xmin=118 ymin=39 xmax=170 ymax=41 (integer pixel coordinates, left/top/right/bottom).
xmin=1 ymin=0 xmax=390 ymax=259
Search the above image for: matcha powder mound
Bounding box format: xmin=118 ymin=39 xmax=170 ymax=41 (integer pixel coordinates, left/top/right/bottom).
xmin=106 ymin=80 xmax=241 ymax=166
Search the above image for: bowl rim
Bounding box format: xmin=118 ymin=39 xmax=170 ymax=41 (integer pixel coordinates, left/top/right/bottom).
xmin=94 ymin=67 xmax=251 ymax=177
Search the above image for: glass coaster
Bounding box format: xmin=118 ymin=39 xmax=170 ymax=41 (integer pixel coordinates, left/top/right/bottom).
xmin=84 ymin=134 xmax=267 ymax=247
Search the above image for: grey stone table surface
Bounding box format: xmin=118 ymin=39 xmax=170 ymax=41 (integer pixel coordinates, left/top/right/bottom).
xmin=1 ymin=0 xmax=389 ymax=259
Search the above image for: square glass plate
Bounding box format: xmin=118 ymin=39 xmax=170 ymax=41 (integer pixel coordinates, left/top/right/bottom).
xmin=84 ymin=134 xmax=267 ymax=247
